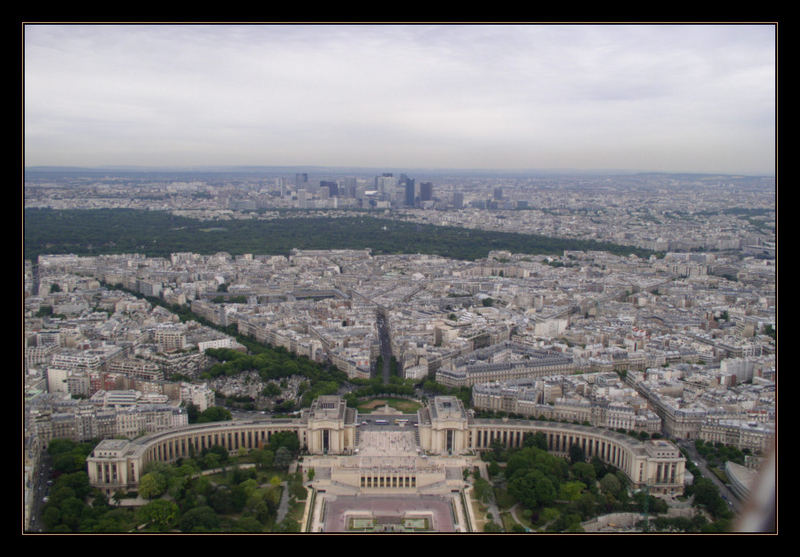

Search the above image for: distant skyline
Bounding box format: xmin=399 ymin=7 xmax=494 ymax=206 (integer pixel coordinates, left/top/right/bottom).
xmin=24 ymin=23 xmax=776 ymax=175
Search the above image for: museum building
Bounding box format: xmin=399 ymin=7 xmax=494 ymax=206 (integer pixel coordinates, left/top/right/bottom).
xmin=87 ymin=395 xmax=685 ymax=496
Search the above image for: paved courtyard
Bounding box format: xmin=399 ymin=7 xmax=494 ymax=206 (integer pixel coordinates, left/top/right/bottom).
xmin=305 ymin=415 xmax=474 ymax=532
xmin=358 ymin=429 xmax=418 ymax=457
xmin=321 ymin=494 xmax=457 ymax=533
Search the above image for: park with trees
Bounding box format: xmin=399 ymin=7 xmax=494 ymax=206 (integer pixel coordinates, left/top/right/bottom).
xmin=38 ymin=431 xmax=309 ymax=533
xmin=24 ymin=208 xmax=658 ymax=263
xmin=37 ymin=421 xmax=740 ymax=533
xmin=470 ymin=432 xmax=735 ymax=533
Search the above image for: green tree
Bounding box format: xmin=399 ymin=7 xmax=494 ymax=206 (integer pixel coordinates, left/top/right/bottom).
xmin=201 ymin=444 xmax=230 ymax=468
xmin=185 ymin=402 xmax=200 ymax=423
xmin=571 ymin=461 xmax=596 ymax=486
xmin=52 ymin=451 xmax=88 ymax=474
xmin=253 ymin=499 xmax=277 ymax=526
xmin=692 ymin=478 xmax=731 ymax=519
xmin=569 ymin=443 xmax=586 ymax=464
xmin=41 ymin=505 xmax=62 ymax=530
xmin=57 ymin=496 xmax=86 ymax=531
xmin=254 ymin=447 xmax=275 ymax=470
xmin=269 ymin=431 xmax=300 ymax=455
xmin=197 ymin=406 xmax=232 ymax=423
xmin=240 ymin=478 xmax=260 ymax=498
xmin=167 ymin=474 xmax=189 ymax=500
xmin=230 ymin=484 xmax=248 ymax=512
xmin=506 ymin=446 xmax=568 ymax=482
xmin=91 ymin=491 xmax=110 ymax=511
xmin=92 ymin=508 xmax=135 ymax=533
xmin=548 ymin=512 xmax=583 ymax=532
xmin=192 ymin=475 xmax=214 ymax=498
xmin=489 ymin=438 xmax=507 ymax=461
xmin=534 ymin=476 xmax=557 ymax=507
xmin=36 ymin=305 xmax=54 ymax=317
xmin=599 ymin=473 xmax=622 ymax=498
xmin=539 ymin=507 xmax=560 ymax=527
xmin=274 ymin=446 xmax=293 ymax=470
xmin=632 ymin=490 xmax=668 ymax=515
xmin=559 ymin=480 xmax=586 ymax=502
xmin=209 ymin=486 xmax=238 ymax=515
xmin=179 ymin=505 xmax=220 ymax=533
xmin=48 ymin=484 xmax=76 ymax=506
xmin=575 ymin=492 xmax=598 ymax=520
xmin=262 ymin=382 xmax=282 ymax=397
xmin=202 ymin=452 xmax=221 ymax=470
xmin=234 ymin=516 xmax=264 ymax=533
xmin=56 ymin=471 xmax=92 ymax=499
xmin=523 ymin=431 xmax=549 ymax=450
xmin=277 ymin=517 xmax=301 ymax=533
xmin=138 ymin=472 xmax=168 ymax=500
xmin=25 ymin=209 xmax=656 ymax=264
xmin=509 ymin=469 xmax=556 ymax=510
xmin=473 ymin=477 xmax=493 ymax=504
xmin=136 ymin=499 xmax=179 ymax=532
xmin=228 ymin=465 xmax=254 ymax=485
xmin=289 ymin=477 xmax=307 ymax=501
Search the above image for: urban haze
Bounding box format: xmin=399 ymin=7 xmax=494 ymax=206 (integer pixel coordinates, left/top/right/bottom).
xmin=23 ymin=23 xmax=777 ymax=535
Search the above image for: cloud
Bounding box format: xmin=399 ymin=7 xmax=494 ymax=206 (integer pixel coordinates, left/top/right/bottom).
xmin=24 ymin=23 xmax=775 ymax=173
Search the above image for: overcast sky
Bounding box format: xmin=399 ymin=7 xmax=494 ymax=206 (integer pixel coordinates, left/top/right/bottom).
xmin=24 ymin=23 xmax=776 ymax=174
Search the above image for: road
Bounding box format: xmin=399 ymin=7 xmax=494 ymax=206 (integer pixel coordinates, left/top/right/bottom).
xmin=357 ymin=414 xmax=419 ymax=433
xmin=26 ymin=451 xmax=54 ymax=532
xmin=679 ymin=441 xmax=741 ymax=514
xmin=375 ymin=311 xmax=393 ymax=385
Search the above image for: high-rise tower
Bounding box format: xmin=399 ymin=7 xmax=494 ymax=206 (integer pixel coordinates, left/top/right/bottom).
xmin=404 ymin=178 xmax=416 ymax=207
xmin=420 ymin=182 xmax=433 ymax=202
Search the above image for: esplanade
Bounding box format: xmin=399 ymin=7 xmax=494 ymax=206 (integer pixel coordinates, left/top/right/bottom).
xmin=87 ymin=395 xmax=685 ymax=496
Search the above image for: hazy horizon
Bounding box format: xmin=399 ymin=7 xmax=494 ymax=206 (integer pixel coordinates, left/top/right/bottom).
xmin=23 ymin=163 xmax=774 ymax=178
xmin=24 ymin=24 xmax=776 ymax=176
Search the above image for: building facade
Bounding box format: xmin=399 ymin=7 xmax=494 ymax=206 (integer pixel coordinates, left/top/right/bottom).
xmin=417 ymin=397 xmax=684 ymax=494
xmin=87 ymin=395 xmax=685 ymax=496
